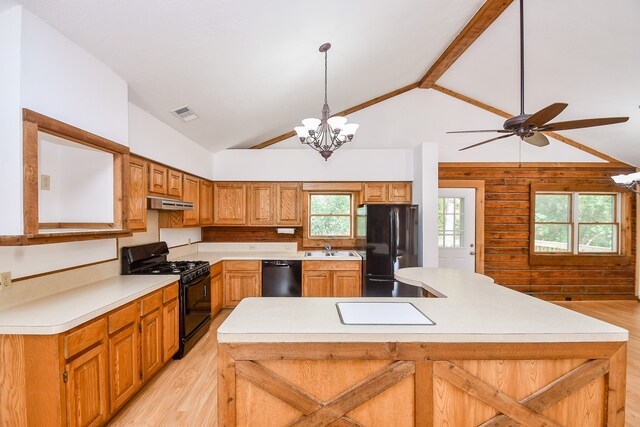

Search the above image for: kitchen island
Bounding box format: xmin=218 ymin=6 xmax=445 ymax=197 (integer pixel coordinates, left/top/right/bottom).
xmin=217 ymin=267 xmax=627 ymax=426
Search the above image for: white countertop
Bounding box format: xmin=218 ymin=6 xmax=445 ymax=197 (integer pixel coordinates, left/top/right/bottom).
xmin=172 ymin=248 xmax=361 ymax=264
xmin=0 ymin=275 xmax=179 ymax=335
xmin=217 ymin=267 xmax=628 ymax=344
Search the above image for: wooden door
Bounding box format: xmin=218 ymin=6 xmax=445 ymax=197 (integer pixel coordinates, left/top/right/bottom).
xmin=108 ymin=324 xmax=140 ymax=413
xmin=140 ymin=309 xmax=163 ymax=382
xmin=65 ymin=344 xmax=109 ymax=427
xmin=302 ymin=270 xmax=333 ymax=297
xmin=214 ymin=183 xmax=247 ymax=225
xmin=162 ymin=299 xmax=179 ymax=362
xmin=223 ymin=272 xmax=260 ymax=307
xmin=182 ymin=175 xmax=200 ymax=226
xmin=211 ymin=273 xmax=223 ymax=316
xmin=167 ymin=169 xmax=183 ymax=198
xmin=249 ymin=183 xmax=276 ymax=225
xmin=128 ymin=157 xmax=147 ymax=231
xmin=333 ymin=270 xmax=362 ymax=297
xmin=388 ymin=182 xmax=412 ymax=203
xmin=276 ymin=183 xmax=302 ymax=226
xmin=199 ymin=180 xmax=214 ymax=226
xmin=148 ymin=163 xmax=167 ymax=195
xmin=363 ymin=183 xmax=388 ymax=203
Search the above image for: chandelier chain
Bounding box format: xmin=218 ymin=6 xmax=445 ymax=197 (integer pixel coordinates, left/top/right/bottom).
xmin=324 ymin=50 xmax=328 ymax=105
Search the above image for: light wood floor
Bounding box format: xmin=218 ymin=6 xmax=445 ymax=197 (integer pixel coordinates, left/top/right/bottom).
xmin=109 ymin=302 xmax=640 ymax=426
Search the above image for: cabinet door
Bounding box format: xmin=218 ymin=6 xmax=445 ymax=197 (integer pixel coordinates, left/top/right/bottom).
xmin=148 ymin=163 xmax=167 ymax=195
xmin=108 ymin=324 xmax=140 ymax=413
xmin=182 ymin=175 xmax=200 ymax=226
xmin=249 ymin=183 xmax=276 ymax=225
xmin=162 ymin=299 xmax=179 ymax=362
xmin=199 ymin=180 xmax=214 ymax=226
xmin=333 ymin=270 xmax=362 ymax=297
xmin=140 ymin=309 xmax=163 ymax=382
xmin=363 ymin=183 xmax=388 ymax=203
xmin=214 ymin=183 xmax=248 ymax=225
xmin=211 ymin=273 xmax=223 ymax=316
xmin=276 ymin=183 xmax=302 ymax=226
xmin=388 ymin=182 xmax=412 ymax=203
xmin=128 ymin=157 xmax=147 ymax=231
xmin=167 ymin=169 xmax=183 ymax=198
xmin=302 ymin=270 xmax=333 ymax=297
xmin=65 ymin=343 xmax=109 ymax=427
xmin=223 ymin=272 xmax=260 ymax=307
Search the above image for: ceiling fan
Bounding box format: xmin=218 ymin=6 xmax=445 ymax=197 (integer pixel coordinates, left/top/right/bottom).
xmin=448 ymin=0 xmax=629 ymax=151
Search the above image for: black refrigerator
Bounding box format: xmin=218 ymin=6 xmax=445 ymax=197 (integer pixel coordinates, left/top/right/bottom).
xmin=356 ymin=204 xmax=422 ymax=297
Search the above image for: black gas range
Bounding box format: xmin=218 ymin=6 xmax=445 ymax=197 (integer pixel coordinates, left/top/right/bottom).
xmin=121 ymin=242 xmax=211 ymax=359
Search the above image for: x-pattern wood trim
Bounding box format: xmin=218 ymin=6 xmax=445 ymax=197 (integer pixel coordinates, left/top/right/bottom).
xmin=235 ymin=360 xmax=415 ymax=426
xmin=434 ymin=359 xmax=610 ymax=427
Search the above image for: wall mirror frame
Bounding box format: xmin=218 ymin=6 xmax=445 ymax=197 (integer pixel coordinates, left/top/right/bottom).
xmin=20 ymin=109 xmax=131 ymax=244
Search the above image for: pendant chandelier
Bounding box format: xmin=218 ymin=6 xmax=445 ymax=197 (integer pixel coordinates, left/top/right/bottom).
xmin=294 ymin=43 xmax=358 ymax=160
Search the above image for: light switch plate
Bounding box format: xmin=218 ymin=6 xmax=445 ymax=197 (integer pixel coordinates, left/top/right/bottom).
xmin=41 ymin=174 xmax=51 ymax=191
xmin=0 ymin=272 xmax=11 ymax=288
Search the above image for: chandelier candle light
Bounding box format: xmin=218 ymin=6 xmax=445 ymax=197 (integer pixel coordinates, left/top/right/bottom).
xmin=612 ymin=172 xmax=640 ymax=194
xmin=294 ymin=43 xmax=358 ymax=160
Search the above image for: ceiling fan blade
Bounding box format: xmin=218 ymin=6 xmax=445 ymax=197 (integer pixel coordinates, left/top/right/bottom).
xmin=522 ymin=103 xmax=568 ymax=128
xmin=538 ymin=117 xmax=629 ymax=132
xmin=523 ymin=132 xmax=549 ymax=147
xmin=459 ymin=133 xmax=514 ymax=151
xmin=447 ymin=130 xmax=511 ymax=134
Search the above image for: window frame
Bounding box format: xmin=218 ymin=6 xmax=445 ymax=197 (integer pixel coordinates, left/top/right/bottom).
xmin=303 ymin=190 xmax=357 ymax=248
xmin=529 ymin=183 xmax=632 ymax=266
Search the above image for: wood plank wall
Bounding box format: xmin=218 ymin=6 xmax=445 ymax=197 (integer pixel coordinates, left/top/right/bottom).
xmin=440 ymin=164 xmax=637 ymax=301
xmin=202 ymin=227 xmax=303 ymax=247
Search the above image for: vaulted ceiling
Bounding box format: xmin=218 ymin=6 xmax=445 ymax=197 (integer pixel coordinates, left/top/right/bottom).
xmin=9 ymin=0 xmax=640 ymax=165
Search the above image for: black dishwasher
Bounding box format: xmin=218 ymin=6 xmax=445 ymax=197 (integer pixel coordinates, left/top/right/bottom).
xmin=262 ymin=260 xmax=302 ymax=297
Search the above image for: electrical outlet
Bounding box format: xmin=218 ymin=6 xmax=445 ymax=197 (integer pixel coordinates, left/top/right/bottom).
xmin=285 ymin=245 xmax=292 ymax=250
xmin=188 ymin=238 xmax=192 ymax=245
xmin=249 ymin=245 xmax=256 ymax=250
xmin=41 ymin=174 xmax=51 ymax=191
xmin=0 ymin=272 xmax=11 ymax=288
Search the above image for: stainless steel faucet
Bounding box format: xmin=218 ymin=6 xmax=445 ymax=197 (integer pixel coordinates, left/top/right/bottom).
xmin=323 ymin=243 xmax=332 ymax=255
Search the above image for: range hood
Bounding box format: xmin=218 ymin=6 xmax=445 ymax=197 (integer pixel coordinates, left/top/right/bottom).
xmin=147 ymin=196 xmax=193 ymax=210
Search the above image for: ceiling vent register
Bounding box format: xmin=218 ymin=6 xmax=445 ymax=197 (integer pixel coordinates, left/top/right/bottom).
xmin=171 ymin=105 xmax=199 ymax=122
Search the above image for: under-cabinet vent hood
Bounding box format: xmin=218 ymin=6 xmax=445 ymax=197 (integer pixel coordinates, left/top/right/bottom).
xmin=147 ymin=196 xmax=193 ymax=210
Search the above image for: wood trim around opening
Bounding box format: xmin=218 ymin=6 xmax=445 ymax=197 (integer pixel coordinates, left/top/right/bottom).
xmin=302 ymin=190 xmax=357 ymax=249
xmin=438 ymin=180 xmax=486 ymax=274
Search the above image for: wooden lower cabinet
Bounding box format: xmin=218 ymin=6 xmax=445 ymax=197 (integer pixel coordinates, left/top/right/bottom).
xmin=223 ymin=260 xmax=261 ymax=308
xmin=211 ymin=272 xmax=223 ymax=316
xmin=65 ymin=342 xmax=109 ymax=427
xmin=302 ymin=261 xmax=362 ymax=297
xmin=0 ymin=282 xmax=179 ymax=427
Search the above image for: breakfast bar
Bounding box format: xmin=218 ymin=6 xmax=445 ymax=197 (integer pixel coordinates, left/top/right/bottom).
xmin=217 ymin=268 xmax=628 ymax=426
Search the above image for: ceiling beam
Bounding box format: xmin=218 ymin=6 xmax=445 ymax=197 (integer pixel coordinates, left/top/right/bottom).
xmin=418 ymin=0 xmax=513 ymax=89
xmin=250 ymin=82 xmax=419 ymax=149
xmin=431 ymin=84 xmax=629 ymax=165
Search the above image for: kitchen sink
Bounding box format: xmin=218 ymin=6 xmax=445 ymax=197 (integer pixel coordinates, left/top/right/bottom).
xmin=304 ymin=251 xmax=359 ymax=258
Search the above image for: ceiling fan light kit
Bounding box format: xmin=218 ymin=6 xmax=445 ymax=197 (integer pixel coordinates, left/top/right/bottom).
xmin=612 ymin=172 xmax=640 ymax=194
xmin=448 ymin=0 xmax=628 ymax=152
xmin=294 ymin=43 xmax=359 ymax=161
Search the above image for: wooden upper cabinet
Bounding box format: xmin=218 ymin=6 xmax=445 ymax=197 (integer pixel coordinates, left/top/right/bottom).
xmin=167 ymin=169 xmax=183 ymax=198
xmin=214 ymin=182 xmax=248 ymax=225
xmin=128 ymin=156 xmax=147 ymax=231
xmin=363 ymin=183 xmax=388 ymax=203
xmin=249 ymin=183 xmax=276 ymax=225
xmin=148 ymin=163 xmax=168 ymax=196
xmin=363 ymin=182 xmax=412 ymax=204
xmin=199 ymin=180 xmax=214 ymax=226
xmin=276 ymin=183 xmax=302 ymax=226
xmin=388 ymin=182 xmax=412 ymax=203
xmin=182 ymin=175 xmax=200 ymax=226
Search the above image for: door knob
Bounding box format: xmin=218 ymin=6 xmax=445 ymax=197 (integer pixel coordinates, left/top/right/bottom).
xmin=470 ymin=251 xmax=476 ymax=255
xmin=470 ymin=243 xmax=475 ymax=248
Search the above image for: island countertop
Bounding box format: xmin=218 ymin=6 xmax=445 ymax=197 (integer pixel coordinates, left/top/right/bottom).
xmin=217 ymin=267 xmax=628 ymax=343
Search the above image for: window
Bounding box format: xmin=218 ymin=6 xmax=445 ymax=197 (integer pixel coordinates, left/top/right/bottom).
xmin=308 ymin=194 xmax=353 ymax=238
xmin=529 ymin=183 xmax=632 ymax=266
xmin=438 ymin=197 xmax=465 ymax=248
xmin=534 ymin=192 xmax=618 ymax=254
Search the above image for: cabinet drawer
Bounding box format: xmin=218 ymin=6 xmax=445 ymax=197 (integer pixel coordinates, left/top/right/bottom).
xmin=64 ymin=318 xmax=107 ymax=359
xmin=140 ymin=290 xmax=163 ymax=316
xmin=302 ymin=260 xmax=361 ymax=271
xmin=224 ymin=260 xmax=261 ymax=271
xmin=163 ymin=282 xmax=179 ymax=303
xmin=108 ymin=302 xmax=137 ymax=335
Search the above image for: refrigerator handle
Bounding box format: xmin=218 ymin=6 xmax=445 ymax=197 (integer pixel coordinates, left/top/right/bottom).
xmin=390 ymin=209 xmax=397 ymax=268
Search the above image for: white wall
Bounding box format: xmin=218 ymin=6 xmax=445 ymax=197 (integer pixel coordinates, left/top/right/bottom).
xmin=413 ymin=143 xmax=439 ymax=267
xmin=129 ymin=103 xmax=214 ymax=180
xmin=0 ymin=6 xmax=23 ymax=235
xmin=20 ymin=8 xmax=128 ymax=145
xmin=213 ymin=149 xmax=413 ymax=181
